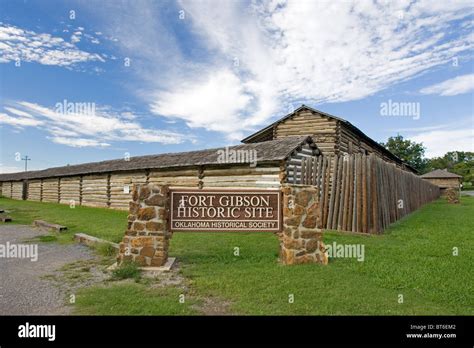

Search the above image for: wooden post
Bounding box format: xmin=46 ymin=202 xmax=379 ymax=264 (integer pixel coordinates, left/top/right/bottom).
xmin=361 ymin=155 xmax=367 ymax=233
xmin=327 ymin=156 xmax=337 ymax=230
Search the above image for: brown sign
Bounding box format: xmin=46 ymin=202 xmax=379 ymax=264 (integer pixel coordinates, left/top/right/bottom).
xmin=169 ymin=189 xmax=281 ymax=232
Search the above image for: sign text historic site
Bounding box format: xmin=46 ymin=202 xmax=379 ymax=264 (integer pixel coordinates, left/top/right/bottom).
xmin=169 ymin=189 xmax=281 ymax=232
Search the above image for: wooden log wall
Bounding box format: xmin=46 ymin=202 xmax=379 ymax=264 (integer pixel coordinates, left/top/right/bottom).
xmin=2 ymin=163 xmax=283 ymax=210
xmin=11 ymin=181 xmax=24 ymax=200
xmin=148 ymin=169 xmax=199 ymax=188
xmin=275 ymin=110 xmax=338 ymax=155
xmin=285 ymin=142 xmax=319 ymax=184
xmin=81 ymin=174 xmax=109 ymax=208
xmin=202 ymin=166 xmax=281 ymax=189
xmin=28 ymin=180 xmax=42 ymax=201
xmin=109 ymin=172 xmax=147 ymax=210
xmin=59 ymin=176 xmax=81 ymax=205
xmin=338 ymin=123 xmax=411 ymax=171
xmin=299 ymin=154 xmax=440 ymax=234
xmin=1 ymin=182 xmax=12 ymax=198
xmin=270 ymin=109 xmax=415 ymax=173
xmin=0 ymin=158 xmax=300 ymax=213
xmin=42 ymin=178 xmax=59 ymax=203
xmin=423 ymin=178 xmax=461 ymax=190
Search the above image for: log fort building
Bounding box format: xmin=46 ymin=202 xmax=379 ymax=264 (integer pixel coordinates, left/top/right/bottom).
xmin=1 ymin=105 xmax=436 ymax=234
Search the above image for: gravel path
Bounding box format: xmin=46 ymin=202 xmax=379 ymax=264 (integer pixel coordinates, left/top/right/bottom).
xmin=0 ymin=225 xmax=95 ymax=315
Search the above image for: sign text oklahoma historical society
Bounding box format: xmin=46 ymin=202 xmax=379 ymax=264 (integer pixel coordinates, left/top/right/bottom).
xmin=169 ymin=189 xmax=281 ymax=232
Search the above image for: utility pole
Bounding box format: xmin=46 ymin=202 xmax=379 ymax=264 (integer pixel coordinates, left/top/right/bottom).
xmin=22 ymin=155 xmax=31 ymax=172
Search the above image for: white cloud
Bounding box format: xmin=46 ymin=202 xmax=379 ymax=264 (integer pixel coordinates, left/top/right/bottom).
xmin=151 ymin=70 xmax=252 ymax=133
xmin=83 ymin=32 xmax=100 ymax=45
xmin=403 ymin=118 xmax=474 ymax=157
xmin=10 ymin=1 xmax=471 ymax=141
xmin=49 ymin=136 xmax=110 ymax=148
xmin=3 ymin=107 xmax=33 ymax=118
xmin=71 ymin=31 xmax=82 ymax=44
xmin=0 ymin=164 xmax=24 ymax=174
xmin=0 ymin=101 xmax=186 ymax=148
xmin=410 ymin=128 xmax=474 ymax=158
xmin=0 ymin=112 xmax=43 ymax=127
xmin=0 ymin=23 xmax=104 ymax=67
xmin=420 ymin=74 xmax=474 ymax=96
xmin=140 ymin=0 xmax=473 ymax=139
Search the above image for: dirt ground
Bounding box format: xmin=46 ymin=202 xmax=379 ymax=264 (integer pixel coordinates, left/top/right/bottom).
xmin=0 ymin=224 xmax=100 ymax=315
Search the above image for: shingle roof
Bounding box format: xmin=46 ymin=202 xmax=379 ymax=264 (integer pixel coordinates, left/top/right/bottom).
xmin=420 ymin=169 xmax=462 ymax=179
xmin=241 ymin=105 xmax=418 ymax=173
xmin=0 ymin=136 xmax=315 ymax=181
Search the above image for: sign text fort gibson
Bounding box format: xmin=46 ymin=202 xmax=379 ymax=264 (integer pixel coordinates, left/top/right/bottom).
xmin=169 ymin=189 xmax=282 ymax=232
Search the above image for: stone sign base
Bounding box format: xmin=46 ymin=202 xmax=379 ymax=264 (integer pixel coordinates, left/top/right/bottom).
xmin=280 ymin=185 xmax=328 ymax=265
xmin=117 ymin=185 xmax=171 ymax=267
xmin=109 ymin=257 xmax=176 ymax=275
xmin=117 ymin=183 xmax=328 ymax=267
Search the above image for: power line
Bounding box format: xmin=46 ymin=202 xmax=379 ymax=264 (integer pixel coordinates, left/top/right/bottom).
xmin=21 ymin=155 xmax=31 ymax=172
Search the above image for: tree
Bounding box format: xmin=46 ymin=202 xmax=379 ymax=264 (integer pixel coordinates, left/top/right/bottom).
xmin=380 ymin=135 xmax=427 ymax=172
xmin=425 ymin=151 xmax=474 ymax=185
xmin=453 ymin=162 xmax=474 ymax=185
xmin=380 ymin=135 xmax=473 ymax=182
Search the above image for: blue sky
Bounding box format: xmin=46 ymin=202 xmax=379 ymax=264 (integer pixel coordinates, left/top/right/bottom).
xmin=0 ymin=0 xmax=473 ymax=173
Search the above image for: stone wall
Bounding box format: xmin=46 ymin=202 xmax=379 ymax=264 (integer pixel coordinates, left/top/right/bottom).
xmin=279 ymin=184 xmax=328 ymax=265
xmin=117 ymin=184 xmax=171 ymax=267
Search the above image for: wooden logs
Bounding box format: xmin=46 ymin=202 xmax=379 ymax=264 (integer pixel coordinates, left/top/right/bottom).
xmin=109 ymin=172 xmax=147 ymax=210
xmin=298 ymin=154 xmax=440 ymax=234
xmin=59 ymin=176 xmax=81 ymax=205
xmin=27 ymin=180 xmax=42 ymax=201
xmin=42 ymin=178 xmax=59 ymax=203
xmin=11 ymin=181 xmax=24 ymax=200
xmin=81 ymin=175 xmax=108 ymax=208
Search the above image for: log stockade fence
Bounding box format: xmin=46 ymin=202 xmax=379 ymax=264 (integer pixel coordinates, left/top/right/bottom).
xmin=295 ymin=154 xmax=440 ymax=234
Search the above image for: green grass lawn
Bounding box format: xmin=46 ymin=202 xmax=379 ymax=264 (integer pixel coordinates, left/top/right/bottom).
xmin=0 ymin=196 xmax=472 ymax=315
xmin=74 ymin=282 xmax=198 ymax=315
xmin=0 ymin=198 xmax=127 ymax=243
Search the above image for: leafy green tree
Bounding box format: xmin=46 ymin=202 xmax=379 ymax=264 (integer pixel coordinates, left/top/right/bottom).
xmin=381 ymin=135 xmax=473 ymax=183
xmin=425 ymin=151 xmax=474 ymax=185
xmin=425 ymin=156 xmax=450 ymax=171
xmin=453 ymin=162 xmax=473 ymax=185
xmin=380 ymin=135 xmax=427 ymax=172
